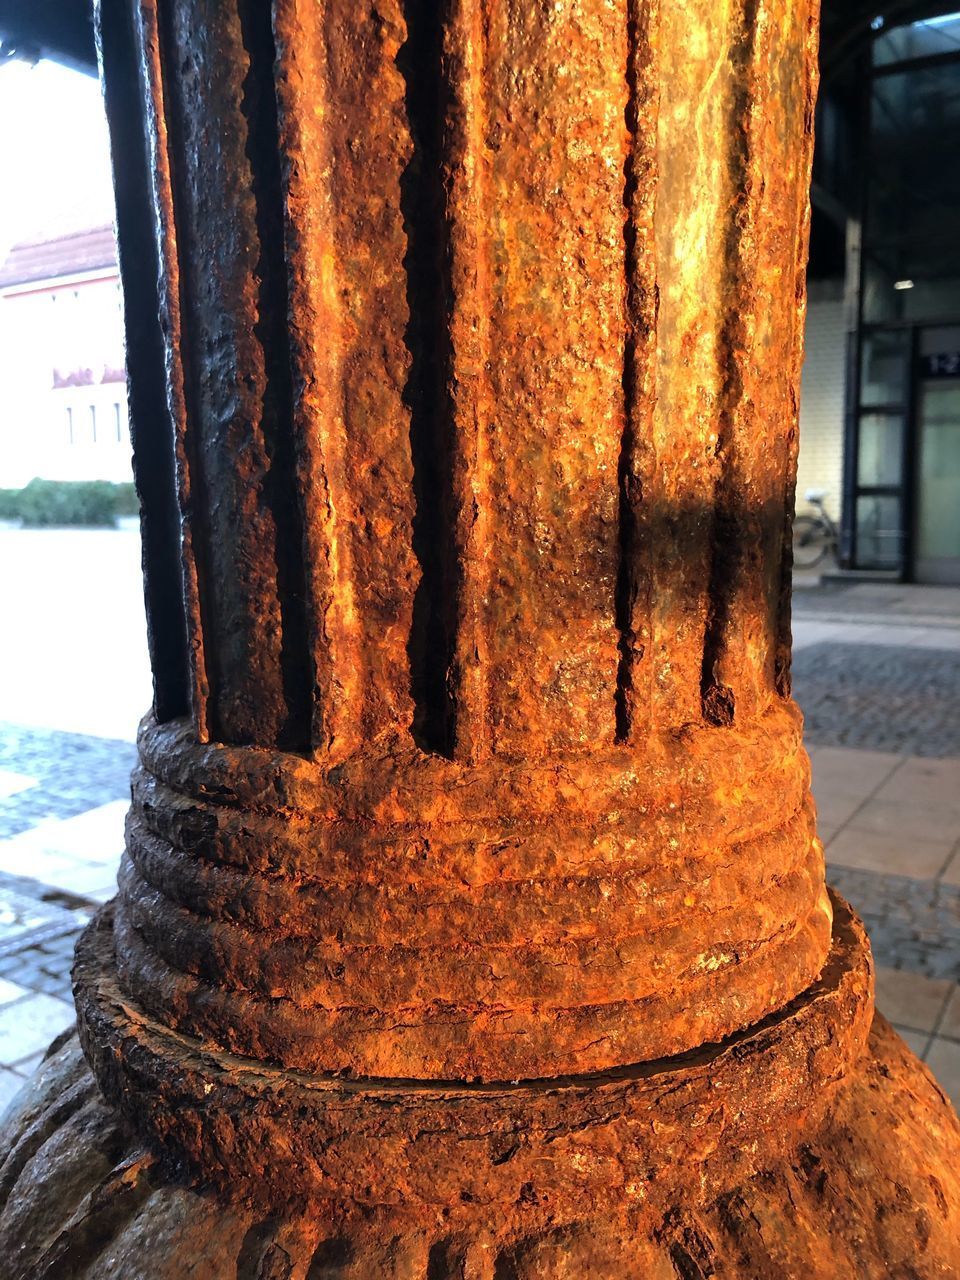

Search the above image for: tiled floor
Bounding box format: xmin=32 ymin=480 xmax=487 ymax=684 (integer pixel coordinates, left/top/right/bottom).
xmin=0 ymin=528 xmax=143 ymax=1106
xmin=817 ymin=754 xmax=960 ymax=1103
xmin=793 ymin=593 xmax=960 ymax=1105
xmin=875 ymin=965 xmax=960 ymax=1103
xmin=0 ymin=800 xmax=127 ymax=900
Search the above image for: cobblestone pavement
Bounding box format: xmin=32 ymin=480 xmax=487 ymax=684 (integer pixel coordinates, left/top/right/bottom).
xmin=793 ymin=644 xmax=960 ymax=757
xmin=1 ymin=564 xmax=960 ymax=1111
xmin=0 ymin=726 xmax=132 ymax=1108
xmin=0 ymin=722 xmax=137 ymax=840
xmin=828 ymin=866 xmax=960 ymax=980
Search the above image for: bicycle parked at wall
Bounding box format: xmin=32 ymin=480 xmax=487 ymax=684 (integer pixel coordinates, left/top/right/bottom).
xmin=792 ymin=489 xmax=839 ymax=569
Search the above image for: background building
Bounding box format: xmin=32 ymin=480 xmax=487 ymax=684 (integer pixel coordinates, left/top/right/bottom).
xmin=0 ymin=226 xmax=130 ymax=487
xmin=802 ymin=4 xmax=960 ymax=583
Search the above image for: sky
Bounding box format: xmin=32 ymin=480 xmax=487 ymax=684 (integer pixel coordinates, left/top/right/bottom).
xmin=0 ymin=58 xmax=115 ymax=265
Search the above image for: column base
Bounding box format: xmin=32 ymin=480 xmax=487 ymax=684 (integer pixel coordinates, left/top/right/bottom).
xmin=1 ymin=895 xmax=958 ymax=1278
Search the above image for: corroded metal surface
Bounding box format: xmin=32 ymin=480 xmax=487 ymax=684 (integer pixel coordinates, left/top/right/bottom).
xmin=85 ymin=0 xmax=833 ymax=1085
xmin=1 ymin=0 xmax=958 ymax=1271
xmin=2 ymin=908 xmax=959 ymax=1276
xmin=73 ymin=893 xmax=870 ymax=1206
xmin=135 ymin=0 xmax=820 ymax=761
xmin=111 ymin=704 xmax=829 ymax=1080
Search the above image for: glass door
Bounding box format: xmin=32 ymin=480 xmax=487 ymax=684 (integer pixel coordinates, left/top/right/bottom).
xmin=915 ymin=379 xmax=960 ymax=583
xmin=849 ymin=326 xmax=910 ymax=571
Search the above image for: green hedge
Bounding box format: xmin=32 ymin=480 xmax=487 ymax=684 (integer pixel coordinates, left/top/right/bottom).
xmin=0 ymin=479 xmax=139 ymax=527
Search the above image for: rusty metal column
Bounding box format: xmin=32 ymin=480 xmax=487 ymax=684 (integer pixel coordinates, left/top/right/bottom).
xmin=1 ymin=1 xmax=959 ymax=1275
xmin=94 ymin=0 xmax=836 ymax=1087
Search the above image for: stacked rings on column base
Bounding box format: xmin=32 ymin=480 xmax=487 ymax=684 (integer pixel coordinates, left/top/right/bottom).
xmin=114 ymin=708 xmax=832 ymax=1083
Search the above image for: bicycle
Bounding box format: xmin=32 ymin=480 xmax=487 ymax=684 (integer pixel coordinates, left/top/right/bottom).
xmin=792 ymin=489 xmax=839 ymax=569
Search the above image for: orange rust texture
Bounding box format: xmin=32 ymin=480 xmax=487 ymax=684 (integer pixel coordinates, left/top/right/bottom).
xmin=271 ymin=1 xmax=418 ymax=754
xmin=626 ymin=0 xmax=820 ymax=733
xmin=4 ymin=0 xmax=960 ymax=1270
xmin=96 ymin=0 xmax=836 ymax=1085
xmin=476 ymin=3 xmax=626 ymax=755
xmin=144 ymin=0 xmax=821 ymax=760
xmin=5 ymin=909 xmax=960 ymax=1275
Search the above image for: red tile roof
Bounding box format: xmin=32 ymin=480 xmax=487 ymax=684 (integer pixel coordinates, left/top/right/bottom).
xmin=0 ymin=224 xmax=117 ymax=288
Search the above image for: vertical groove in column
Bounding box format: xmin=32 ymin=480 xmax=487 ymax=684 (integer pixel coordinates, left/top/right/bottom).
xmin=615 ymin=0 xmax=660 ymax=745
xmin=398 ymin=0 xmax=458 ymax=757
xmin=95 ymin=0 xmax=190 ymax=724
xmin=139 ymin=0 xmax=211 ymax=739
xmin=274 ymin=0 xmax=419 ymax=756
xmin=445 ymin=0 xmax=492 ymax=763
xmin=285 ymin=2 xmax=416 ymax=751
xmin=699 ymin=0 xmax=761 ymax=728
xmin=236 ymin=0 xmax=313 ymax=752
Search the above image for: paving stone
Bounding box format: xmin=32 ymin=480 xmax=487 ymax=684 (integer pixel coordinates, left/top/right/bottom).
xmin=10 ymin=1050 xmax=45 ymax=1077
xmin=874 ymin=965 xmax=953 ymax=1034
xmin=0 ymin=722 xmax=135 ymax=842
xmin=925 ymin=1037 xmax=960 ymax=1110
xmin=809 ymin=746 xmax=902 ymax=795
xmin=828 ymin=828 xmax=955 ymax=880
xmin=892 ymin=1026 xmax=930 ymax=1059
xmin=0 ymin=886 xmax=74 ymax=949
xmin=0 ymin=978 xmax=29 ymax=1008
xmin=25 ymin=967 xmax=74 ymax=999
xmin=0 ymin=771 xmax=37 ymax=801
xmin=0 ymin=992 xmax=74 ymax=1065
xmin=0 ymin=928 xmax=84 ymax=1003
xmin=827 ymin=865 xmax=960 ymax=979
xmin=0 ymin=802 xmax=128 ymax=866
xmin=938 ymin=986 xmax=960 ymax=1042
xmin=811 ymin=787 xmax=870 ymax=829
xmin=942 ymin=849 xmax=960 ymax=887
xmin=793 ymin=582 xmax=960 ymax=624
xmin=846 ymin=798 xmax=960 ymax=845
xmin=0 ymin=1068 xmax=24 ymax=1115
xmin=0 ymin=844 xmax=83 ymax=883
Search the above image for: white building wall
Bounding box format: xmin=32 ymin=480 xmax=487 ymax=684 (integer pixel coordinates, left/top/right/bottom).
xmin=796 ymin=280 xmax=847 ymax=525
xmin=0 ymin=272 xmax=131 ymax=487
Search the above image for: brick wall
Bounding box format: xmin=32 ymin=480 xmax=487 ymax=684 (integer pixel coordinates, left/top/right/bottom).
xmin=797 ymin=280 xmax=846 ymax=526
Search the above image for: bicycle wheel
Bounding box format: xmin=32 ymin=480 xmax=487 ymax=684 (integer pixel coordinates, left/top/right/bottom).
xmin=792 ymin=515 xmax=829 ymax=569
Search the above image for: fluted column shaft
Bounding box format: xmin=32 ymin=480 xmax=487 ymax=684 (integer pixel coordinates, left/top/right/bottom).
xmin=97 ymin=0 xmax=828 ymax=1082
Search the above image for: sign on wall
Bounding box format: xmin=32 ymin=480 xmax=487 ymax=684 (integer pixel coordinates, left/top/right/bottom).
xmin=922 ymin=352 xmax=960 ymax=378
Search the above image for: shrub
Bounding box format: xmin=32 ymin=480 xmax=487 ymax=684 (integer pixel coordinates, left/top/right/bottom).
xmin=0 ymin=489 xmax=20 ymax=520
xmin=0 ymin=479 xmax=141 ymax=527
xmin=114 ymin=483 xmax=139 ymax=516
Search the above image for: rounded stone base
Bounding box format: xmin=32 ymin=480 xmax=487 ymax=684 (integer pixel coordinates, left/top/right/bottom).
xmin=0 ymin=898 xmax=958 ymax=1278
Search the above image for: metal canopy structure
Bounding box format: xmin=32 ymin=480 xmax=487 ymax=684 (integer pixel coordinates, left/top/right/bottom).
xmin=0 ymin=0 xmax=96 ymax=76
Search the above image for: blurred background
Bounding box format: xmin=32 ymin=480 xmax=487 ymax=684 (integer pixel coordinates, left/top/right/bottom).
xmin=0 ymin=1 xmax=958 ymax=1109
